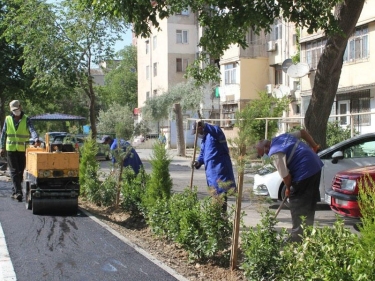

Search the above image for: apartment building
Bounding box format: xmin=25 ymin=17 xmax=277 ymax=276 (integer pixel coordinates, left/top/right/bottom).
xmin=218 ymin=20 xmax=300 ymax=134
xmin=299 ymin=2 xmax=375 ymax=134
xmin=136 ymin=9 xmax=219 ymax=138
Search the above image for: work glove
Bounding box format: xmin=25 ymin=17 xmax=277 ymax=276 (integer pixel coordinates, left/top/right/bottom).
xmin=0 ymin=148 xmax=5 ymax=158
xmin=312 ymin=144 xmax=321 ymax=153
xmin=191 ymin=160 xmax=201 ymax=169
xmin=285 ymin=186 xmax=290 ymax=198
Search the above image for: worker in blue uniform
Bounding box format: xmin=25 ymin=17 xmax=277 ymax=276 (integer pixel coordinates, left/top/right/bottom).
xmin=191 ymin=121 xmax=236 ymax=212
xmin=256 ymin=129 xmax=322 ymax=242
xmin=101 ymin=136 xmax=143 ymax=174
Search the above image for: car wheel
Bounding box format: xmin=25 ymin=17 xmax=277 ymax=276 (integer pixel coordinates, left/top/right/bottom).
xmin=280 ymin=184 xmax=290 ymax=208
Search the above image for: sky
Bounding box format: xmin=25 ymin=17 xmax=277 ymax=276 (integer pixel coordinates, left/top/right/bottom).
xmin=46 ymin=0 xmax=133 ymax=53
xmin=114 ymin=30 xmax=133 ymax=52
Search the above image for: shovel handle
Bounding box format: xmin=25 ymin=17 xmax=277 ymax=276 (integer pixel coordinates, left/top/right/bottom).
xmin=275 ymin=195 xmax=288 ymax=218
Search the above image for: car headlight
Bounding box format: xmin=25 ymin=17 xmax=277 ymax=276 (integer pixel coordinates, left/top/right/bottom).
xmin=340 ymin=179 xmax=356 ymax=191
xmin=38 ymin=170 xmax=51 ymax=178
xmin=67 ymin=170 xmax=78 ymax=177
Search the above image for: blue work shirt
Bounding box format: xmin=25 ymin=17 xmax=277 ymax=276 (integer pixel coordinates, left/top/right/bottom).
xmin=196 ymin=123 xmax=236 ymax=194
xmin=269 ymin=133 xmax=323 ymax=182
xmin=110 ymin=139 xmax=143 ymax=174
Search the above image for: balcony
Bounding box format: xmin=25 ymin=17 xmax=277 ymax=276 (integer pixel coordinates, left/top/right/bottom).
xmin=239 ymin=44 xmax=268 ymax=58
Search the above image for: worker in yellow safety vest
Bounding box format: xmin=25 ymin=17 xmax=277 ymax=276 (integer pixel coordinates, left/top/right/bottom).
xmin=0 ymin=100 xmax=39 ymax=202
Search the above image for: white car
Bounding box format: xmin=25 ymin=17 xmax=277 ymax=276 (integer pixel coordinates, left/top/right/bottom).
xmin=253 ymin=133 xmax=375 ymax=205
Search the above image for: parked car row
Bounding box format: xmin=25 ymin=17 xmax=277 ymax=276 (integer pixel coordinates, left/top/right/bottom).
xmin=31 ymin=132 xmax=111 ymax=161
xmin=253 ymin=133 xmax=375 ymax=219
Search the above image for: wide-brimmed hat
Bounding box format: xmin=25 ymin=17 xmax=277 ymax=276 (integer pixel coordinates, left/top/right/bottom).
xmin=9 ymin=100 xmax=20 ymax=111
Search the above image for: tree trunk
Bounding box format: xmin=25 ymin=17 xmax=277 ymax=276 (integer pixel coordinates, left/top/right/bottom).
xmin=305 ymin=0 xmax=365 ymax=148
xmin=173 ymin=103 xmax=186 ymax=156
xmin=88 ymin=76 xmax=97 ymax=139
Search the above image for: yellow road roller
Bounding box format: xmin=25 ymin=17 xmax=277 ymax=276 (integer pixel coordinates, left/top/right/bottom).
xmin=23 ymin=132 xmax=80 ymax=215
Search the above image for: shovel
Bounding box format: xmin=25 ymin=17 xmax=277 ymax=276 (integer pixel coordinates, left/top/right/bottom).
xmin=275 ymin=195 xmax=288 ymax=218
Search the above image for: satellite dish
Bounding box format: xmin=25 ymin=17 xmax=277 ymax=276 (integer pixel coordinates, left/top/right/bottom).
xmin=272 ymin=85 xmax=290 ymax=99
xmin=282 ymin=59 xmax=293 ymax=73
xmin=287 ymin=62 xmax=310 ymax=78
xmin=279 ymin=85 xmax=291 ymax=96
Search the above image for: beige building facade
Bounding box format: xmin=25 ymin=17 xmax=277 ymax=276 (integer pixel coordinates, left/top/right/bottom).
xmin=137 ymin=10 xmax=199 ymax=116
xmin=219 ymin=20 xmax=300 ymax=131
xmin=299 ymin=2 xmax=375 ymax=134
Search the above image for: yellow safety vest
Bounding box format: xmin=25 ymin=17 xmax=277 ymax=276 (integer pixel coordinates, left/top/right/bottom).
xmin=5 ymin=115 xmax=30 ymax=152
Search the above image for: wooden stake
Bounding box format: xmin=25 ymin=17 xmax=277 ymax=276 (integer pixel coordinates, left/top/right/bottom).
xmin=189 ymin=120 xmax=200 ymax=190
xmin=230 ymin=145 xmax=245 ymax=270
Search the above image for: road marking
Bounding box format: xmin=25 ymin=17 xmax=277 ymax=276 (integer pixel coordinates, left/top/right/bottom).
xmin=80 ymin=208 xmax=189 ymax=281
xmin=0 ymin=223 xmax=16 ymax=281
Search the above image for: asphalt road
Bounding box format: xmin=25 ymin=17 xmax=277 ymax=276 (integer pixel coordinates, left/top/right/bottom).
xmin=0 ymin=175 xmax=187 ymax=281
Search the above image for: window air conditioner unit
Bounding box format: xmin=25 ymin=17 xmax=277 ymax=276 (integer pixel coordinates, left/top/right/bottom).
xmin=267 ymin=41 xmax=276 ymax=52
xmin=266 ymin=84 xmax=274 ymax=94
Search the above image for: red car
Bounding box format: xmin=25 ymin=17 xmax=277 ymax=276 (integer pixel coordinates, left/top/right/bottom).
xmin=327 ymin=165 xmax=375 ymax=218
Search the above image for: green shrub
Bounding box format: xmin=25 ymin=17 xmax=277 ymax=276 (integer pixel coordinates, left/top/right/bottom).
xmin=83 ymin=166 xmax=103 ymax=205
xmin=240 ymin=209 xmax=289 ymax=280
xmin=352 ymin=175 xmax=375 ymax=280
xmin=143 ymin=142 xmax=172 ymax=214
xmin=190 ymin=194 xmax=233 ymax=262
xmin=121 ymin=166 xmax=149 ymax=216
xmin=326 ymin=121 xmax=354 ymax=147
xmin=97 ymin=173 xmax=117 ymax=207
xmin=146 ymin=197 xmax=171 ymax=237
xmin=240 ymin=211 xmax=359 ymax=281
xmin=170 ymin=189 xmax=232 ymax=262
xmin=79 ymin=134 xmax=100 ymax=197
xmin=278 ymin=220 xmax=358 ymax=280
xmin=147 ymin=187 xmax=233 ymax=263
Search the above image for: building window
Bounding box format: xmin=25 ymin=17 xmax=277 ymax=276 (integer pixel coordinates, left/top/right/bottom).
xmin=145 ymin=40 xmax=149 ymax=54
xmin=153 ymin=89 xmax=157 ymax=96
xmin=272 ymin=19 xmax=282 ymax=40
xmin=275 ymin=65 xmax=283 ymax=85
xmin=176 ymin=58 xmax=189 ymax=72
xmin=295 ymin=104 xmax=300 ymax=114
xmin=352 ymin=97 xmax=370 ymax=126
xmin=153 ymin=62 xmax=157 ymax=77
xmin=224 ymin=63 xmax=237 ymax=84
xmin=304 ymin=38 xmax=327 ymax=69
xmin=146 ymin=91 xmax=150 ymax=100
xmin=336 ymin=90 xmax=371 ymax=126
xmin=176 ymin=9 xmax=189 ymax=16
xmin=153 ymin=36 xmax=157 ymax=50
xmin=176 ymin=30 xmax=188 ymax=44
xmin=146 ymin=65 xmax=150 ymax=79
xmin=343 ymin=25 xmax=368 ymax=62
xmin=292 ymin=34 xmax=298 ymax=45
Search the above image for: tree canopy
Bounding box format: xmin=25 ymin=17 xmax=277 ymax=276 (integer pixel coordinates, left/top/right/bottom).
xmin=3 ymin=0 xmax=127 ymax=138
xmin=79 ymin=0 xmax=341 ymax=62
xmin=141 ymin=79 xmax=213 ymax=121
xmin=100 ymin=45 xmax=138 ymax=109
